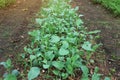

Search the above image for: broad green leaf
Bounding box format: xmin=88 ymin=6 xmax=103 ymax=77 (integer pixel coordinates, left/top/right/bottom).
xmin=28 ymin=30 xmax=40 ymax=41
xmin=12 ymin=69 xmax=19 ymax=76
xmin=92 ymin=67 xmax=101 ymax=80
xmin=66 ymin=64 xmax=73 ymax=74
xmin=52 ymin=61 xmax=64 ymax=70
xmin=52 ymin=70 xmax=60 ymax=76
xmin=36 ymin=18 xmax=43 ymax=25
xmin=43 ymin=64 xmax=50 ymax=69
xmin=4 ymin=74 xmax=17 ymax=80
xmin=76 ymin=19 xmax=83 ymax=26
xmin=81 ymin=65 xmax=89 ymax=77
xmin=71 ymin=54 xmax=80 ymax=67
xmin=28 ymin=67 xmax=40 ymax=80
xmin=82 ymin=41 xmax=93 ymax=51
xmin=74 ymin=6 xmax=79 ymax=11
xmin=24 ymin=47 xmax=33 ymax=54
xmin=0 ymin=62 xmax=7 ymax=68
xmin=45 ymin=51 xmax=55 ymax=60
xmin=104 ymin=77 xmax=111 ymax=80
xmin=61 ymin=41 xmax=69 ymax=49
xmin=59 ymin=48 xmax=69 ymax=56
xmin=50 ymin=35 xmax=60 ymax=43
xmin=71 ymin=54 xmax=80 ymax=62
xmin=30 ymin=55 xmax=36 ymax=61
xmin=62 ymin=73 xmax=68 ymax=79
xmin=92 ymin=73 xmax=101 ymax=80
xmin=58 ymin=57 xmax=65 ymax=61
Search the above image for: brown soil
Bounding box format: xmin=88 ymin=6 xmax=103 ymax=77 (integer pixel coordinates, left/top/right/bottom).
xmin=74 ymin=0 xmax=120 ymax=79
xmin=0 ymin=0 xmax=41 ymax=77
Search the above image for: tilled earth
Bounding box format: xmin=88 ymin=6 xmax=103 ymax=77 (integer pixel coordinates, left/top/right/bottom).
xmin=0 ymin=0 xmax=41 ymax=77
xmin=74 ymin=0 xmax=120 ymax=79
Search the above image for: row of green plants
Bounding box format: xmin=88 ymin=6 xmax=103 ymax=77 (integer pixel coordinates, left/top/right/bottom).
xmin=23 ymin=0 xmax=110 ymax=79
xmin=0 ymin=0 xmax=16 ymax=8
xmin=0 ymin=0 xmax=111 ymax=80
xmin=93 ymin=0 xmax=120 ymax=16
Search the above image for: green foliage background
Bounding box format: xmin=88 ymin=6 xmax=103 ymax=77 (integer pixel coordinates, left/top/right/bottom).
xmin=0 ymin=0 xmax=16 ymax=8
xmin=93 ymin=0 xmax=120 ymax=16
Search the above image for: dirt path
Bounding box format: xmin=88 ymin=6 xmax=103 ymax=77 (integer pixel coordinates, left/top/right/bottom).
xmin=74 ymin=0 xmax=120 ymax=79
xmin=0 ymin=0 xmax=41 ymax=77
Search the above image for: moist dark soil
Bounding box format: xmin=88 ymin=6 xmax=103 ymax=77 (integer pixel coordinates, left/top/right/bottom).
xmin=74 ymin=0 xmax=120 ymax=79
xmin=0 ymin=0 xmax=41 ymax=77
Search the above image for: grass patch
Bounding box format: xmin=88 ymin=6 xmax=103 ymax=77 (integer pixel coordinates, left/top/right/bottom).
xmin=93 ymin=0 xmax=120 ymax=16
xmin=0 ymin=0 xmax=16 ymax=8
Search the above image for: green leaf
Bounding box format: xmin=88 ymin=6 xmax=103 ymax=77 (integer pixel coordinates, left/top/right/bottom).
xmin=52 ymin=70 xmax=60 ymax=76
xmin=81 ymin=65 xmax=89 ymax=78
xmin=92 ymin=73 xmax=101 ymax=80
xmin=62 ymin=73 xmax=68 ymax=79
xmin=52 ymin=61 xmax=64 ymax=70
xmin=58 ymin=57 xmax=65 ymax=61
xmin=76 ymin=19 xmax=83 ymax=26
xmin=92 ymin=67 xmax=101 ymax=80
xmin=4 ymin=74 xmax=17 ymax=80
xmin=28 ymin=67 xmax=40 ymax=80
xmin=6 ymin=59 xmax=12 ymax=68
xmin=30 ymin=55 xmax=36 ymax=61
xmin=0 ymin=62 xmax=7 ymax=68
xmin=82 ymin=41 xmax=93 ymax=51
xmin=71 ymin=54 xmax=80 ymax=67
xmin=50 ymin=35 xmax=60 ymax=43
xmin=61 ymin=41 xmax=69 ymax=49
xmin=66 ymin=64 xmax=73 ymax=74
xmin=88 ymin=30 xmax=101 ymax=34
xmin=12 ymin=69 xmax=19 ymax=76
xmin=45 ymin=51 xmax=55 ymax=60
xmin=59 ymin=48 xmax=69 ymax=56
xmin=36 ymin=18 xmax=43 ymax=25
xmin=28 ymin=30 xmax=40 ymax=41
xmin=74 ymin=6 xmax=79 ymax=11
xmin=104 ymin=77 xmax=111 ymax=80
xmin=43 ymin=64 xmax=50 ymax=69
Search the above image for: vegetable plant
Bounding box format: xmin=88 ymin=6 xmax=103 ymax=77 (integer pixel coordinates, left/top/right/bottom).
xmin=23 ymin=0 xmax=103 ymax=79
xmin=0 ymin=59 xmax=19 ymax=80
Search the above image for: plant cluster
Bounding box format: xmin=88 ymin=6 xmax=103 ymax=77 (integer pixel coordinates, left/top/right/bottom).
xmin=0 ymin=0 xmax=16 ymax=8
xmin=22 ymin=0 xmax=108 ymax=80
xmin=93 ymin=0 xmax=120 ymax=16
xmin=0 ymin=59 xmax=19 ymax=80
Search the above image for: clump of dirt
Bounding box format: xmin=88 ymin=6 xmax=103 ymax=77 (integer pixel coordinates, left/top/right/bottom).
xmin=74 ymin=0 xmax=120 ymax=79
xmin=0 ymin=0 xmax=41 ymax=77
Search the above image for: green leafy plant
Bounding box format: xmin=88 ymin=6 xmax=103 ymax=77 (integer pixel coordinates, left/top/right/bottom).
xmin=20 ymin=0 xmax=111 ymax=80
xmin=28 ymin=67 xmax=40 ymax=80
xmin=0 ymin=59 xmax=19 ymax=80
